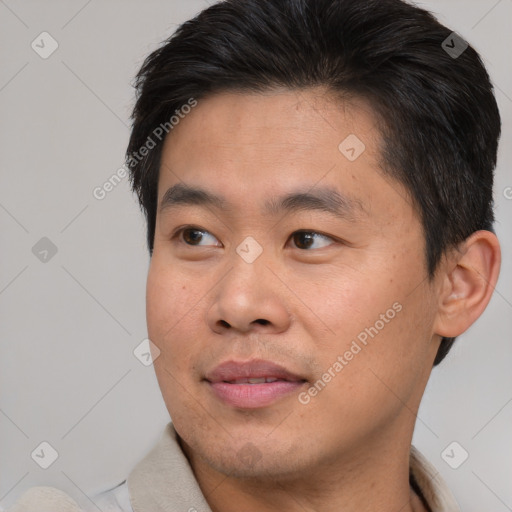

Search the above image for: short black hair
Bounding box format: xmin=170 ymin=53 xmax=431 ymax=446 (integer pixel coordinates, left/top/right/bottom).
xmin=126 ymin=0 xmax=501 ymax=365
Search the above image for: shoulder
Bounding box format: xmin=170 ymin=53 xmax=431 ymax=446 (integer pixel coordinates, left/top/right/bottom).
xmin=4 ymin=482 xmax=133 ymax=512
xmin=3 ymin=486 xmax=82 ymax=511
xmin=410 ymin=446 xmax=461 ymax=512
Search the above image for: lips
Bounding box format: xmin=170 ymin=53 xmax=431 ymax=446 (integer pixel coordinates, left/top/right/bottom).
xmin=204 ymin=359 xmax=307 ymax=408
xmin=205 ymin=359 xmax=305 ymax=383
xmin=227 ymin=377 xmax=283 ymax=384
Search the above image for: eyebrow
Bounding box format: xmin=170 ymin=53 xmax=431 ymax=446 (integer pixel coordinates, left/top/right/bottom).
xmin=158 ymin=183 xmax=365 ymax=221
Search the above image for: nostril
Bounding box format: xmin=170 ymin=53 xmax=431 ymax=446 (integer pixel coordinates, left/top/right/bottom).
xmin=255 ymin=319 xmax=269 ymax=325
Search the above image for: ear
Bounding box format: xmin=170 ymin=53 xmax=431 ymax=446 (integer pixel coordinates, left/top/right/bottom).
xmin=433 ymin=230 xmax=501 ymax=338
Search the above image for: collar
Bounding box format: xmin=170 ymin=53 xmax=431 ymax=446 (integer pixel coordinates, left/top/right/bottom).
xmin=127 ymin=423 xmax=460 ymax=512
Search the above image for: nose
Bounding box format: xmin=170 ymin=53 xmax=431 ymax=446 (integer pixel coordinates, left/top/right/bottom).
xmin=206 ymin=256 xmax=292 ymax=335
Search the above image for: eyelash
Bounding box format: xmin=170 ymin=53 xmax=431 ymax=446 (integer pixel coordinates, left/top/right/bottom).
xmin=171 ymin=225 xmax=337 ymax=250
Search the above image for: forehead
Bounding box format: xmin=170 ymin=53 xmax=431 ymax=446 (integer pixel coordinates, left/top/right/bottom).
xmin=161 ymin=88 xmax=379 ymax=160
xmin=157 ymin=88 xmax=412 ymax=222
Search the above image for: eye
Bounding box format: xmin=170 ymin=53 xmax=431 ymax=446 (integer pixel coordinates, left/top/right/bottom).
xmin=172 ymin=227 xmax=336 ymax=250
xmin=175 ymin=226 xmax=221 ymax=247
xmin=290 ymin=231 xmax=335 ymax=250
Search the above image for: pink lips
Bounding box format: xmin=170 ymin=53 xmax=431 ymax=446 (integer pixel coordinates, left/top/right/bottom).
xmin=204 ymin=359 xmax=307 ymax=409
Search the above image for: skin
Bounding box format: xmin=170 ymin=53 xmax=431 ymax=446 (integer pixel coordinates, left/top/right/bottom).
xmin=146 ymin=88 xmax=501 ymax=512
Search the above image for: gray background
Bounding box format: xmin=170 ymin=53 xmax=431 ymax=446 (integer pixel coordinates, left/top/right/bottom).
xmin=0 ymin=0 xmax=511 ymax=510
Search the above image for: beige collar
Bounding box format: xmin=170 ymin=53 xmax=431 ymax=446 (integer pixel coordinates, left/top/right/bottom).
xmin=409 ymin=446 xmax=460 ymax=512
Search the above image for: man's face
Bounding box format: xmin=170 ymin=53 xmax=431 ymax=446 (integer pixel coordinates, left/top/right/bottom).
xmin=147 ymin=88 xmax=442 ymax=479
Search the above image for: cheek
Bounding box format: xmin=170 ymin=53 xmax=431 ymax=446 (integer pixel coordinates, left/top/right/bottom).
xmin=146 ymin=261 xmax=208 ymax=417
xmin=341 ymin=290 xmax=434 ymax=406
xmin=287 ymin=262 xmax=401 ymax=348
xmin=146 ymin=259 xmax=207 ymax=367
xmin=294 ymin=251 xmax=435 ymax=392
xmin=147 ymin=258 xmax=198 ymax=331
xmin=299 ymin=307 xmax=431 ymax=444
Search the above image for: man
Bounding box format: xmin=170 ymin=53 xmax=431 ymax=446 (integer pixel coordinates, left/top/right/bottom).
xmin=7 ymin=0 xmax=501 ymax=510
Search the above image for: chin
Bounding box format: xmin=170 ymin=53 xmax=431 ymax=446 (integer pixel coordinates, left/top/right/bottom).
xmin=195 ymin=435 xmax=315 ymax=482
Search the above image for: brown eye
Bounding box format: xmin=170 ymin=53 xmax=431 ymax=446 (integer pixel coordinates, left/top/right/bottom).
xmin=182 ymin=228 xmax=205 ymax=245
xmin=291 ymin=231 xmax=333 ymax=250
xmin=175 ymin=227 xmax=221 ymax=247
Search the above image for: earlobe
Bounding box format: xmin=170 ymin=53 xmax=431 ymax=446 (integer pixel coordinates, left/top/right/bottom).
xmin=433 ymin=230 xmax=501 ymax=338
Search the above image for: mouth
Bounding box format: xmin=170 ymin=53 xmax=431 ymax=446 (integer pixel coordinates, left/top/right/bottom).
xmin=222 ymin=377 xmax=291 ymax=384
xmin=204 ymin=359 xmax=308 ymax=409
